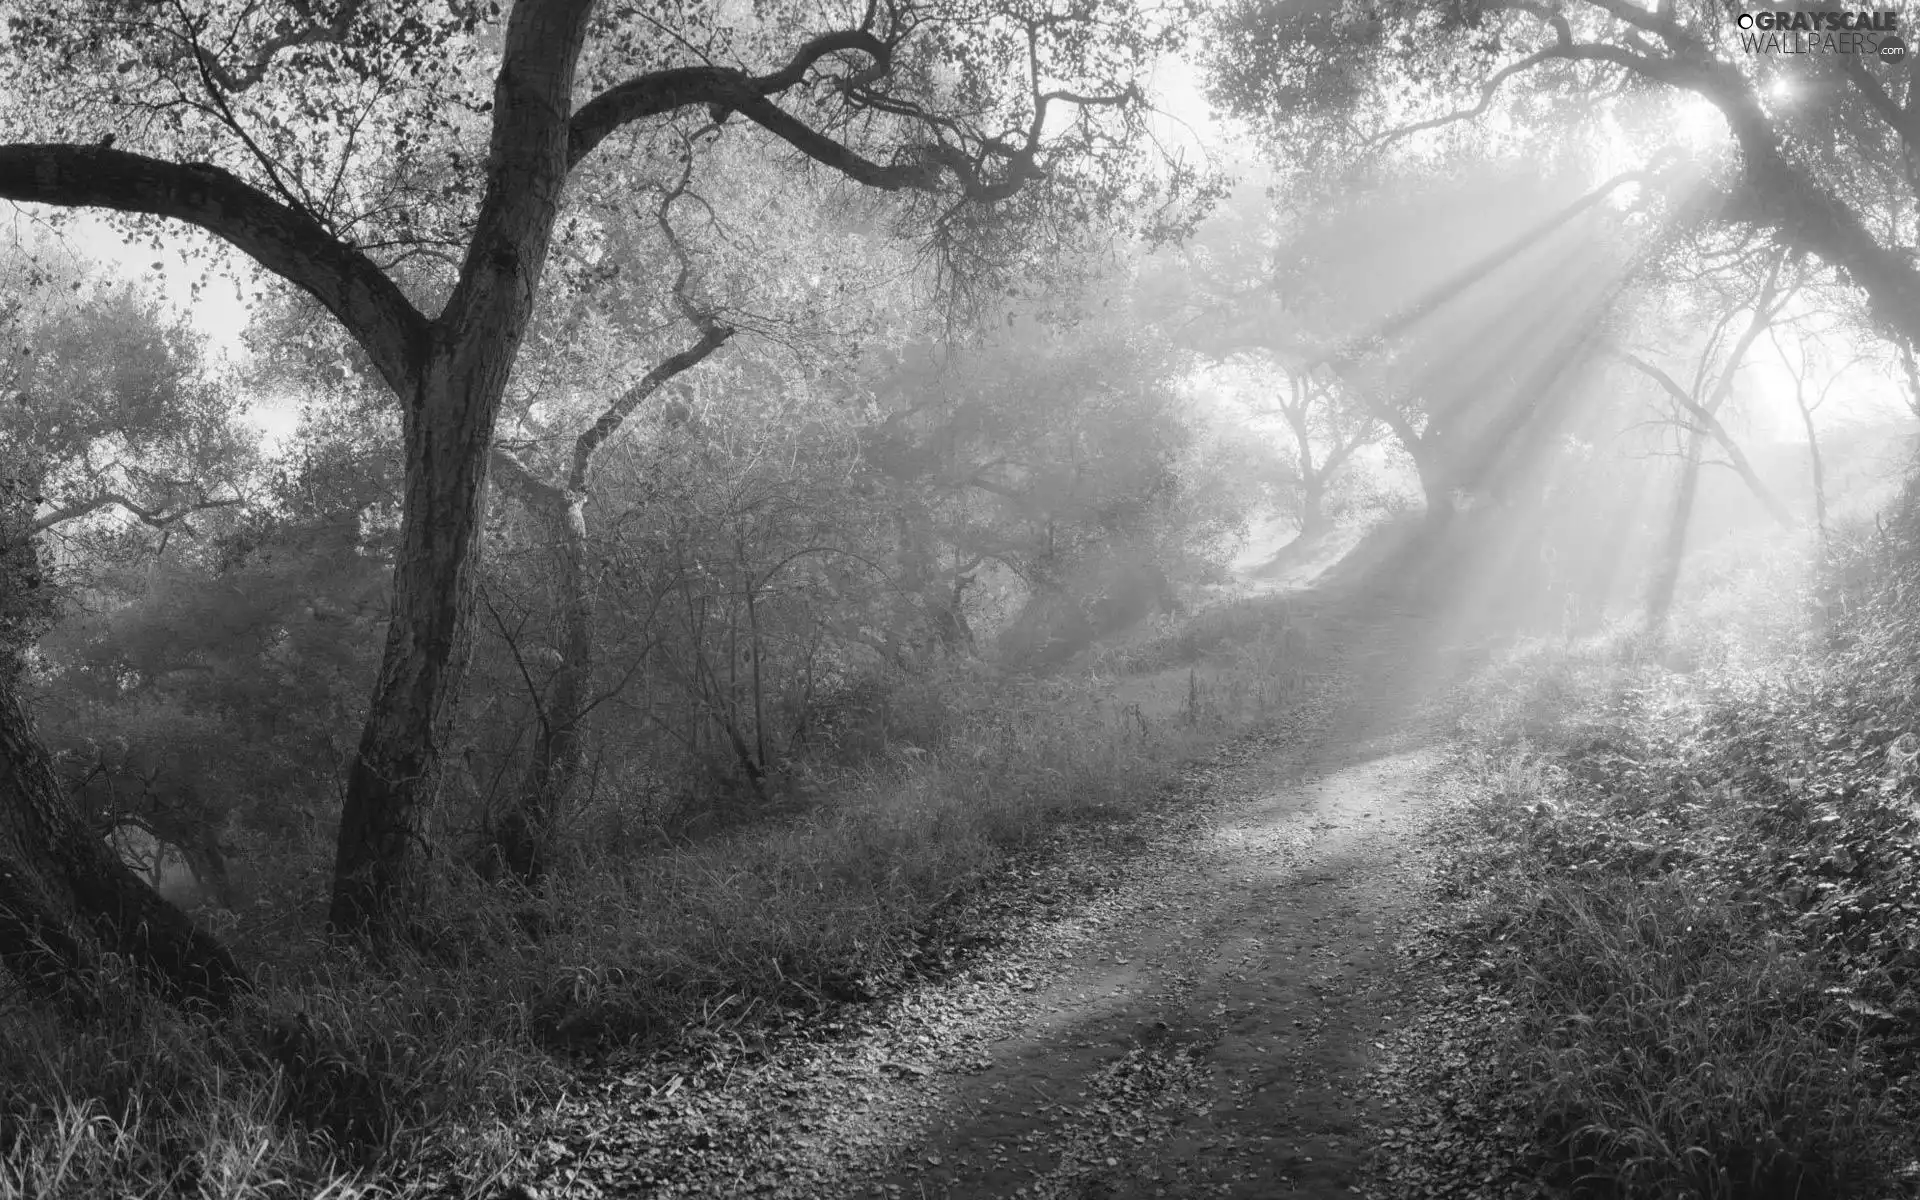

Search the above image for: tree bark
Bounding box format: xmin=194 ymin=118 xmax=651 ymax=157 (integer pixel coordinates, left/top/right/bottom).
xmin=1297 ymin=472 xmax=1333 ymax=540
xmin=482 ymin=293 xmax=730 ymax=887
xmin=327 ymin=0 xmax=595 ymax=940
xmin=328 ymin=348 xmax=518 ymax=936
xmin=0 ymin=663 xmax=244 ymax=1008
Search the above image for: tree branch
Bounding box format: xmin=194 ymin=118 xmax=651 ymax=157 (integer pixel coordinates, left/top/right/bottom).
xmin=1506 ymin=12 xmax=1920 ymax=347
xmin=177 ymin=0 xmax=375 ymax=95
xmin=1372 ymin=44 xmax=1566 ymax=148
xmin=567 ymin=135 xmax=733 ymax=494
xmin=487 ymin=446 xmax=564 ymax=509
xmin=31 ymin=492 xmax=242 ymax=535
xmin=0 ymin=145 xmax=427 ymax=395
xmin=567 ymin=31 xmax=891 ymax=168
xmin=1836 ymin=53 xmax=1920 ymax=148
xmin=1609 ymin=349 xmax=1797 ymax=528
xmin=569 ymin=27 xmax=1128 ymax=203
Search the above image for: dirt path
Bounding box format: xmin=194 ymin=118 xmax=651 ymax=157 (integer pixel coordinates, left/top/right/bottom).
xmin=849 ymin=602 xmax=1475 ymax=1200
xmin=509 ymin=598 xmax=1488 ymax=1200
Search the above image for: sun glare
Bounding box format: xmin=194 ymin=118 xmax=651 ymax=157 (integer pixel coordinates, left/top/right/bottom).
xmin=1671 ymin=92 xmax=1730 ymax=157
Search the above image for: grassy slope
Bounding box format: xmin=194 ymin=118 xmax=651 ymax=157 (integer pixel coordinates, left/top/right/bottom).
xmin=1371 ymin=516 xmax=1920 ymax=1198
xmin=0 ymin=586 xmax=1331 ymax=1199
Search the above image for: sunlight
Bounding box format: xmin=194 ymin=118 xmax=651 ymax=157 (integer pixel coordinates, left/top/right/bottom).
xmin=247 ymin=398 xmax=301 ymax=453
xmin=14 ymin=1 xmax=1920 ymax=1193
xmin=62 ymin=213 xmax=253 ymax=355
xmin=1590 ymin=92 xmax=1729 ymax=185
xmin=1146 ymin=52 xmax=1232 ymax=164
xmin=1672 ymin=91 xmax=1730 ymax=155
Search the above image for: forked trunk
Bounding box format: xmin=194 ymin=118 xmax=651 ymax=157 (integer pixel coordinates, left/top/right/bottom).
xmin=326 ymin=0 xmax=592 ymax=942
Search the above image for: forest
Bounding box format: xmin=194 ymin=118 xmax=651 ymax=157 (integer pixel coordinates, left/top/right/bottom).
xmin=4 ymin=0 xmax=1920 ymax=1196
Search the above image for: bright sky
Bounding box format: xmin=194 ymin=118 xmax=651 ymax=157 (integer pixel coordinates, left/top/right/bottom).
xmin=60 ymin=213 xmax=255 ymax=350
xmin=49 ymin=210 xmax=300 ymax=444
xmin=1146 ymin=52 xmax=1230 ymax=166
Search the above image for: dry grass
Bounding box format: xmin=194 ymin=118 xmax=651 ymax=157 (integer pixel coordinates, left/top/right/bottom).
xmin=1431 ymin=516 xmax=1920 ymax=1197
xmin=1 ymin=593 xmax=1319 ymax=1198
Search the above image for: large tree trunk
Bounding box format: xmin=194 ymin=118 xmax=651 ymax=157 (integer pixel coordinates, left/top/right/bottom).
xmin=932 ymin=570 xmax=978 ymax=655
xmin=329 ymin=353 xmax=515 ymax=939
xmin=326 ymin=0 xmax=592 ymax=942
xmin=0 ymin=663 xmax=244 ymax=1008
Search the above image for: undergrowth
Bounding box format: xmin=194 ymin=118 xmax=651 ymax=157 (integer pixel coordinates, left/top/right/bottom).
xmin=0 ymin=594 xmax=1317 ymax=1198
xmin=1422 ymin=504 xmax=1920 ymax=1199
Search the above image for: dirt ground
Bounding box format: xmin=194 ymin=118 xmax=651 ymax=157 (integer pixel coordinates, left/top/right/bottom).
xmin=507 ymin=587 xmax=1495 ymax=1200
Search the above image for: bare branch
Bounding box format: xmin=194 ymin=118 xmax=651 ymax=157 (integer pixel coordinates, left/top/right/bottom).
xmin=1372 ymin=44 xmax=1566 ymax=148
xmin=31 ymin=492 xmax=242 ymax=535
xmin=569 ymin=25 xmax=1131 ymax=204
xmin=566 ymin=135 xmax=734 ymax=494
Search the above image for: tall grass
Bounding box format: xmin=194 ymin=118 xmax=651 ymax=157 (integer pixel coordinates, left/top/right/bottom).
xmin=1433 ymin=511 xmax=1920 ymax=1197
xmin=1 ymin=593 xmax=1318 ymax=1198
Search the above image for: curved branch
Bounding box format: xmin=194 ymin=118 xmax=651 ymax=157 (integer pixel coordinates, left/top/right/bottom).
xmin=728 ymin=93 xmax=946 ymax=191
xmin=566 ymin=135 xmax=734 ymax=494
xmin=566 ymin=327 xmax=733 ymax=493
xmin=1372 ymin=44 xmax=1566 ymax=148
xmin=569 ymin=26 xmax=1123 ymax=204
xmin=185 ymin=0 xmax=374 ymax=95
xmin=1517 ymin=30 xmax=1920 ymax=345
xmin=0 ymin=145 xmax=427 ymax=394
xmin=31 ymin=492 xmax=241 ymax=535
xmin=567 ymin=31 xmax=890 ymax=168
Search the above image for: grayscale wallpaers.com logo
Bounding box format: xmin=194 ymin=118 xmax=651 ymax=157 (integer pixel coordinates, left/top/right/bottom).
xmin=1732 ymin=8 xmax=1907 ymax=61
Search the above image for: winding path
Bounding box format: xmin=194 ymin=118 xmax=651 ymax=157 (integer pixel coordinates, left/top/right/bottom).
xmin=513 ymin=592 xmax=1489 ymax=1199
